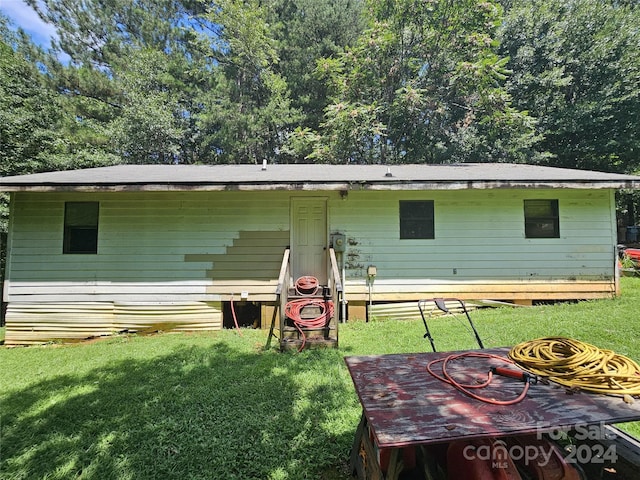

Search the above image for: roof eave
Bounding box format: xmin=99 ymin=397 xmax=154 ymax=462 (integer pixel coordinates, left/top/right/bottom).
xmin=1 ymin=179 xmax=639 ymax=192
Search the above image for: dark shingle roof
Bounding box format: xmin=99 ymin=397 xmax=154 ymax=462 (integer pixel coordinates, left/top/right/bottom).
xmin=1 ymin=163 xmax=639 ymax=191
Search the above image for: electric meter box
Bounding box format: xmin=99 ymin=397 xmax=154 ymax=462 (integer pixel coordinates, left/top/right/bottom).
xmin=330 ymin=233 xmax=346 ymax=252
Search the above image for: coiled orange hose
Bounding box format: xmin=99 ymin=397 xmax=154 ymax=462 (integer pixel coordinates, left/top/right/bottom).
xmin=285 ymin=298 xmax=334 ymax=352
xmin=286 ymin=276 xmax=334 ymax=351
xmin=295 ymin=275 xmax=319 ymax=295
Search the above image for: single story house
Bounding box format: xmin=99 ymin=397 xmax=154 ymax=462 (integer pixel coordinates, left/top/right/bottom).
xmin=1 ymin=163 xmax=639 ymax=345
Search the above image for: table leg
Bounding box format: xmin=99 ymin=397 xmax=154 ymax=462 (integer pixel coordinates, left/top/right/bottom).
xmin=384 ymin=448 xmax=403 ymax=480
xmin=349 ymin=412 xmax=404 ymax=480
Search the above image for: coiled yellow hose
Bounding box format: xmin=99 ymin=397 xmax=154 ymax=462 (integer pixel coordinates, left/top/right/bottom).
xmin=509 ymin=337 xmax=640 ymax=396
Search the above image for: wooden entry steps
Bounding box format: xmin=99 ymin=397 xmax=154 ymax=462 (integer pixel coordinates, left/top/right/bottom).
xmin=280 ymin=289 xmax=338 ymax=351
xmin=272 ymin=248 xmax=342 ymax=351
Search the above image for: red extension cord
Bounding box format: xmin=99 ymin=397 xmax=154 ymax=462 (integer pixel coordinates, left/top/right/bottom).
xmin=294 ymin=275 xmax=320 ymax=295
xmin=426 ymin=352 xmax=530 ymax=405
xmin=286 ymin=276 xmax=334 ymax=352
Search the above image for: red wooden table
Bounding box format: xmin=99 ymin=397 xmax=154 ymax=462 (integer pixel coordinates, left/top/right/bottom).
xmin=345 ymin=348 xmax=640 ymax=479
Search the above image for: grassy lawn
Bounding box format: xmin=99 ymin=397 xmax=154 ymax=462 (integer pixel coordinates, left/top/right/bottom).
xmin=2 ymin=278 xmax=640 ymax=479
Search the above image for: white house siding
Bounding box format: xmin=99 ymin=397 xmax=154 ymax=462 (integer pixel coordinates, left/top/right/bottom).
xmin=331 ymin=188 xmax=618 ymax=301
xmin=4 ymin=191 xmax=293 ymax=343
xmin=6 ymin=191 xmax=291 ymax=300
xmin=4 ymin=187 xmax=618 ymax=343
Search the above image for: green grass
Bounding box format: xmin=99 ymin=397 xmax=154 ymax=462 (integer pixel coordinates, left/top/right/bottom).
xmin=2 ymin=278 xmax=640 ymax=479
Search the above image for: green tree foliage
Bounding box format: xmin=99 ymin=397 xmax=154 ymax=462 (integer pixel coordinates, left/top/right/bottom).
xmin=194 ymin=0 xmax=301 ymax=163
xmin=499 ymin=0 xmax=640 ymax=174
xmin=26 ymin=0 xmax=315 ymax=164
xmin=26 ymin=0 xmax=202 ymax=68
xmin=292 ymin=0 xmax=540 ymax=164
xmin=0 ymin=38 xmax=62 ymax=176
xmin=107 ymin=48 xmax=192 ymax=164
xmin=3 ymin=0 xmax=639 ymax=171
xmin=267 ymin=0 xmax=366 ymax=131
xmin=27 ymin=0 xmax=212 ymax=164
xmin=1 ymin=15 xmax=115 ymax=175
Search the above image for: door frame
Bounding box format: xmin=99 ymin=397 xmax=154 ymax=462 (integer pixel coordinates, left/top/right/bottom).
xmin=290 ymin=196 xmax=328 ymax=284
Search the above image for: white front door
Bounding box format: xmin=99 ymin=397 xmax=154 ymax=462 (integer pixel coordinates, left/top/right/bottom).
xmin=291 ymin=197 xmax=327 ymax=284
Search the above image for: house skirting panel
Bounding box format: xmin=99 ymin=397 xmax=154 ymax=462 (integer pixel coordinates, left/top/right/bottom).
xmin=3 ymin=301 xmax=222 ymax=345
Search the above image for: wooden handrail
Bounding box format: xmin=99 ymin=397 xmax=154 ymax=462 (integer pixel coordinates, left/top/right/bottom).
xmin=276 ymin=248 xmax=290 ymax=296
xmin=329 ymin=247 xmax=344 ymax=327
xmin=329 ymin=248 xmax=343 ymax=293
xmin=267 ymin=248 xmax=290 ymax=350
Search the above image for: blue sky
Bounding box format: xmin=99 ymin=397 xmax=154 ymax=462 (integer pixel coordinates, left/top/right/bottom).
xmin=0 ymin=0 xmax=57 ymax=49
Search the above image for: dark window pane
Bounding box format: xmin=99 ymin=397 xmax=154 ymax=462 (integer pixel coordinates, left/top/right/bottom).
xmin=67 ymin=227 xmax=99 ymax=253
xmin=65 ymin=202 xmax=99 ymax=226
xmin=400 ymin=201 xmax=434 ymax=239
xmin=64 ymin=202 xmax=99 ymax=253
xmin=524 ymin=199 xmax=559 ymax=238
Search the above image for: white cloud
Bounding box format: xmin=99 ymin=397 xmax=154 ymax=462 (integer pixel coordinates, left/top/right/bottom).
xmin=0 ymin=0 xmax=58 ymax=49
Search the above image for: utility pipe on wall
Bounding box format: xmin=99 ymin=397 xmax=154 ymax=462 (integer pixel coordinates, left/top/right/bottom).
xmin=367 ymin=265 xmax=377 ymax=323
xmin=341 ymin=252 xmax=347 ymax=323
